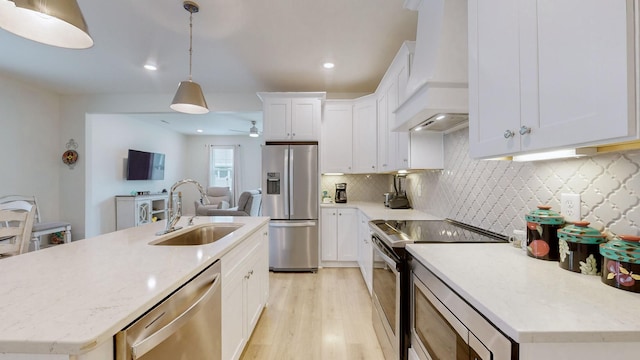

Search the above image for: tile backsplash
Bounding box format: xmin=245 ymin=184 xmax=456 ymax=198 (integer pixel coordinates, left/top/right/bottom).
xmin=407 ymin=127 xmax=640 ymax=238
xmin=321 ymin=174 xmax=393 ymax=203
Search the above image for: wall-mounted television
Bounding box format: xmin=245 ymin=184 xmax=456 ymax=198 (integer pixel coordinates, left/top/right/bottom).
xmin=126 ymin=149 xmax=165 ymax=180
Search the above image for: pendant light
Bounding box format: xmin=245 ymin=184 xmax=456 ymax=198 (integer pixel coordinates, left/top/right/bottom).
xmin=0 ymin=0 xmax=93 ymax=49
xmin=249 ymin=121 xmax=259 ymax=137
xmin=171 ymin=1 xmax=209 ymax=114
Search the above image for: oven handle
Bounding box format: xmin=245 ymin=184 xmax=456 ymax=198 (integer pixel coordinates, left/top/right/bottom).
xmin=372 ymin=241 xmax=400 ymax=274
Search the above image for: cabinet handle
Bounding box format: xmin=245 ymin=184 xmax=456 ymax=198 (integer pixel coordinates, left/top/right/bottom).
xmin=503 ymin=129 xmax=515 ymax=139
xmin=382 ymin=163 xmax=388 ymax=167
xmin=519 ymin=125 xmax=532 ymax=135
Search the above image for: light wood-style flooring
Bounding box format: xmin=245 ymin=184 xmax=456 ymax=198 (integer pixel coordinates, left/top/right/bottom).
xmin=240 ymin=268 xmax=386 ymax=360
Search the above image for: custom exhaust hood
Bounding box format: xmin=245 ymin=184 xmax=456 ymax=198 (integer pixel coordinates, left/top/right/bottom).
xmin=393 ymin=0 xmax=469 ymax=133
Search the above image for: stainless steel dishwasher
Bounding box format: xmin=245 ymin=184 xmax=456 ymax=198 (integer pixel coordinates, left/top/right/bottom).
xmin=115 ymin=260 xmax=222 ymax=360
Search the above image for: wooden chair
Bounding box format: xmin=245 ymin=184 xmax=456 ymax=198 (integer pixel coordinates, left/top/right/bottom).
xmin=0 ymin=202 xmax=35 ymax=257
xmin=0 ymin=195 xmax=71 ymax=250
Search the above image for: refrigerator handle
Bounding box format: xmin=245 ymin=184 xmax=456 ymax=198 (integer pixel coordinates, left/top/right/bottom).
xmin=283 ymin=147 xmax=290 ymax=216
xmin=269 ymin=221 xmax=317 ymax=228
xmin=289 ymin=147 xmax=294 ymax=217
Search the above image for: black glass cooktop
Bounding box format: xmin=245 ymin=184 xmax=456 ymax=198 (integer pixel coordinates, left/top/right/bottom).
xmin=370 ymin=218 xmax=509 ymax=247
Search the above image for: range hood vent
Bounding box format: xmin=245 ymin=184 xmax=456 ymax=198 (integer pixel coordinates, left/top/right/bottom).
xmin=411 ymin=113 xmax=468 ymax=132
xmin=393 ymin=0 xmax=468 ymax=132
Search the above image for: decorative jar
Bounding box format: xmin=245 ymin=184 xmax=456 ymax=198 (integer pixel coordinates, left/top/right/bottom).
xmin=557 ymin=221 xmax=606 ymax=275
xmin=525 ymin=206 xmax=565 ymax=260
xmin=600 ymin=235 xmax=640 ymax=293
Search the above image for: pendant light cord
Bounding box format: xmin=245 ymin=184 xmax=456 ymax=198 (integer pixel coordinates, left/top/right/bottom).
xmin=188 ymin=11 xmax=193 ymax=81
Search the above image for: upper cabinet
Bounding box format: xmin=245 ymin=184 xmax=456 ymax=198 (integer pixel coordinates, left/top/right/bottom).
xmin=258 ymin=92 xmax=325 ymax=141
xmin=322 ymin=100 xmax=354 ymax=173
xmin=469 ymin=0 xmax=637 ymax=159
xmin=353 ymin=95 xmax=378 ymax=173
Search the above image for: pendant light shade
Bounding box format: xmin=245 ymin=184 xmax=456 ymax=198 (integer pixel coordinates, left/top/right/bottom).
xmin=171 ymin=1 xmax=209 ymax=114
xmin=171 ymin=80 xmax=209 ymax=114
xmin=0 ymin=0 xmax=93 ymax=49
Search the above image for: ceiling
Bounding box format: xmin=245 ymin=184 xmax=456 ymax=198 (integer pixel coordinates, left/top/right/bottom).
xmin=0 ymin=0 xmax=418 ymax=135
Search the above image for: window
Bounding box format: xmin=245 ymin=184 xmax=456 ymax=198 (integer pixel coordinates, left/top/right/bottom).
xmin=209 ymin=146 xmax=235 ymax=192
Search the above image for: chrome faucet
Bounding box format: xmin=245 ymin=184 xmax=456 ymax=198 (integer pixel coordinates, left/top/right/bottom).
xmin=157 ymin=179 xmax=210 ymax=235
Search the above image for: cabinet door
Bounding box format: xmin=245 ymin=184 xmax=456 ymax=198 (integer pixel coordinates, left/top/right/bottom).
xmin=291 ymin=98 xmax=320 ymax=140
xmin=468 ymin=0 xmax=521 ymax=158
xmin=386 ymin=80 xmax=401 ymax=171
xmin=337 ymin=208 xmax=358 ymax=261
xmin=135 ymin=200 xmax=151 ymax=226
xmin=321 ymin=208 xmax=338 ymax=261
xmin=245 ymin=248 xmax=264 ymax=336
xmin=263 ymin=98 xmax=291 ymax=140
xmin=322 ymin=102 xmax=353 ymax=173
xmin=525 ymin=0 xmax=634 ymax=151
xmin=377 ymin=90 xmax=391 ymax=172
xmin=222 ymin=269 xmax=246 ymax=360
xmin=353 ymin=96 xmax=378 ymax=173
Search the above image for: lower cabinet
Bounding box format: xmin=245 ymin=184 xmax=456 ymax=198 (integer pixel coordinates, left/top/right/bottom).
xmin=222 ymin=225 xmax=269 ymax=360
xmin=357 ymin=211 xmax=373 ymax=294
xmin=321 ymin=207 xmax=358 ymax=264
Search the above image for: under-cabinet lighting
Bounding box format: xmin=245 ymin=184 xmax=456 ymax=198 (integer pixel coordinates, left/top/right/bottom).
xmin=512 ymin=148 xmax=597 ymax=162
xmin=144 ymin=64 xmax=158 ymax=71
xmin=323 ymin=173 xmax=344 ymax=176
xmin=196 ymin=129 xmax=203 ymax=133
xmin=435 ymin=114 xmax=446 ymax=120
xmin=397 ymin=170 xmax=408 ymax=174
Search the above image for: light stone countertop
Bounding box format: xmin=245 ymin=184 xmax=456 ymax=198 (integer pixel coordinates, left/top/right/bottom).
xmin=0 ymin=216 xmax=270 ymax=356
xmin=406 ymin=243 xmax=640 ymax=344
xmin=320 ymin=201 xmax=441 ymax=221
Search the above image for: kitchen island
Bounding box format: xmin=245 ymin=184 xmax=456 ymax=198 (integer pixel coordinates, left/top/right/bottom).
xmin=407 ymin=242 xmax=640 ymax=359
xmin=0 ymin=216 xmax=269 ymax=359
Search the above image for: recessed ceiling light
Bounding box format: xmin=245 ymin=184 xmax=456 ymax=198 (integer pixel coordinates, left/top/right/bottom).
xmin=323 ymin=62 xmax=335 ymax=69
xmin=196 ymin=129 xmax=203 ymax=133
xmin=435 ymin=114 xmax=446 ymax=120
xmin=144 ymin=64 xmax=157 ymax=71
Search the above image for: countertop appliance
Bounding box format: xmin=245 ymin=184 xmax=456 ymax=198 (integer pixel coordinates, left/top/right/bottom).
xmin=115 ymin=260 xmax=222 ymax=360
xmin=262 ymin=142 xmax=318 ymax=272
xmin=389 ymin=174 xmax=410 ymax=209
xmin=368 ymin=219 xmax=508 ymax=360
xmin=335 ymin=183 xmax=347 ymax=203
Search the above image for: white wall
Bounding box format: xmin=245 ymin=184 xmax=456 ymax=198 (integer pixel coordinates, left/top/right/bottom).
xmin=0 ymin=73 xmax=62 ymax=223
xmin=183 ymin=135 xmax=263 ymax=213
xmin=85 ymin=114 xmax=187 ymax=237
xmin=59 ymin=92 xmax=261 ymax=239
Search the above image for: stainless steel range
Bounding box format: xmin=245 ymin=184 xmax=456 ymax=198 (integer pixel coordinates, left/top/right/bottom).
xmin=368 ymin=219 xmax=508 ymax=360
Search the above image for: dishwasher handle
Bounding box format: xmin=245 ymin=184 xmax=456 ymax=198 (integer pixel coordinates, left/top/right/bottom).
xmin=130 ymin=272 xmax=221 ymax=359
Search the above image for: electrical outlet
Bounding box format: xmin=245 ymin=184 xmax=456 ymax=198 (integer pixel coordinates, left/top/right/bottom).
xmin=561 ymin=193 xmax=581 ymax=223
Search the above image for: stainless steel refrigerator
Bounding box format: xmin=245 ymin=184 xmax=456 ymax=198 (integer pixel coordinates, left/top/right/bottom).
xmin=262 ymin=142 xmax=318 ymax=271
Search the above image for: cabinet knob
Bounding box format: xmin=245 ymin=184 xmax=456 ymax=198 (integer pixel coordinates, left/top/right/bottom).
xmin=287 ymin=133 xmax=290 ymax=136
xmin=519 ymin=125 xmax=532 ymax=135
xmin=503 ymin=129 xmax=515 ymax=139
xmin=292 ymin=133 xmax=296 ymax=136
xmin=371 ymin=165 xmax=375 ymax=169
xmin=339 ymin=213 xmax=342 ymax=216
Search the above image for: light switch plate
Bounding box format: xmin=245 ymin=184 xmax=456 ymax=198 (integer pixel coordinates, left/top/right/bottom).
xmin=561 ymin=193 xmax=581 ymax=223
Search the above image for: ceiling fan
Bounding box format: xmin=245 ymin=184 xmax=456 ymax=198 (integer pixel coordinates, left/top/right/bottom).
xmin=229 ymin=120 xmax=261 ymax=137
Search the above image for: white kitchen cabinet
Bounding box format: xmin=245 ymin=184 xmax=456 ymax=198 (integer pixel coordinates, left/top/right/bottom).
xmin=469 ymin=0 xmax=636 ymax=159
xmin=357 ymin=211 xmax=372 ymax=295
xmin=321 ymin=101 xmax=354 ymax=173
xmin=222 ymin=225 xmax=269 ymax=360
xmin=115 ymin=194 xmax=169 ymax=230
xmin=377 ymin=43 xmax=414 ymax=172
xmin=258 ymin=92 xmax=324 ymax=141
xmin=321 ymin=207 xmax=358 ymax=264
xmin=353 ymin=95 xmax=378 ymax=173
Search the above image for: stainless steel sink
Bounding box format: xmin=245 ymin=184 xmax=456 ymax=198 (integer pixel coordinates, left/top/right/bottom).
xmin=149 ymin=223 xmax=243 ymax=246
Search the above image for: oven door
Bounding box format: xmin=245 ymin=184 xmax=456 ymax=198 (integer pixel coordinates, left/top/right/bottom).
xmin=411 ymin=271 xmax=492 ymax=360
xmin=371 ymin=234 xmax=401 ymax=360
